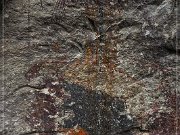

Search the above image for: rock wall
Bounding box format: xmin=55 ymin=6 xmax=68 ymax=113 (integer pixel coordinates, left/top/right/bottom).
xmin=0 ymin=0 xmax=179 ymax=135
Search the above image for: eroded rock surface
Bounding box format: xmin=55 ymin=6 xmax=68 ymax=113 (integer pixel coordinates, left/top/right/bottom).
xmin=0 ymin=0 xmax=179 ymax=135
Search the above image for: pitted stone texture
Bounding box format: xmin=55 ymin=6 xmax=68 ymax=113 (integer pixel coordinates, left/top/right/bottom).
xmin=1 ymin=0 xmax=179 ymax=135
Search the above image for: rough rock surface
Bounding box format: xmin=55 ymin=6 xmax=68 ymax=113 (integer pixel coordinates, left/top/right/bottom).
xmin=0 ymin=0 xmax=179 ymax=135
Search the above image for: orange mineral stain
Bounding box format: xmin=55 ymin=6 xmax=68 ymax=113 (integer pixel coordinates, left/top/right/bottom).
xmin=68 ymin=128 xmax=88 ymax=135
xmin=59 ymin=128 xmax=88 ymax=135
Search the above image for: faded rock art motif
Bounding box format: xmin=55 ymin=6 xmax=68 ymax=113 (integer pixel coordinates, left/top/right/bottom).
xmin=0 ymin=0 xmax=179 ymax=135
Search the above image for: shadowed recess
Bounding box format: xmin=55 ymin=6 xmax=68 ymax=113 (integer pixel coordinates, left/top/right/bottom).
xmin=63 ymin=82 xmax=134 ymax=135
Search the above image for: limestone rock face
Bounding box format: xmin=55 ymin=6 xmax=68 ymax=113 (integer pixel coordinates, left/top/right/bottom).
xmin=0 ymin=0 xmax=179 ymax=135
